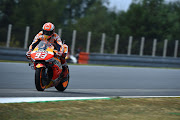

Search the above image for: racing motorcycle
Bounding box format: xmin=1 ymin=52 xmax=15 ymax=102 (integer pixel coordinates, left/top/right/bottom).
xmin=29 ymin=40 xmax=69 ymax=91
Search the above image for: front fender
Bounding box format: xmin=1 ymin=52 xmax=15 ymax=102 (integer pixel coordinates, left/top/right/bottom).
xmin=36 ymin=63 xmax=45 ymax=68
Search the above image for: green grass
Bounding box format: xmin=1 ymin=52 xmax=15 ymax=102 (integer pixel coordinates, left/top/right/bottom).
xmin=0 ymin=98 xmax=180 ymax=120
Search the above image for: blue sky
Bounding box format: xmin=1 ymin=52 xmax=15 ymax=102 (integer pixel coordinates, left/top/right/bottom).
xmin=107 ymin=0 xmax=132 ymax=11
xmin=107 ymin=0 xmax=179 ymax=11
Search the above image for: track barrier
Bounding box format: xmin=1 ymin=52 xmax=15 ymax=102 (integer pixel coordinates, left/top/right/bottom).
xmin=1 ymin=48 xmax=180 ymax=68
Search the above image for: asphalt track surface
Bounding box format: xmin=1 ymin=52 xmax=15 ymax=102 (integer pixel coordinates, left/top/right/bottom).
xmin=0 ymin=62 xmax=180 ymax=97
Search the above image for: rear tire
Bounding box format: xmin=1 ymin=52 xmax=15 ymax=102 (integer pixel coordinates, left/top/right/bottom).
xmin=35 ymin=68 xmax=46 ymax=91
xmin=55 ymin=68 xmax=70 ymax=91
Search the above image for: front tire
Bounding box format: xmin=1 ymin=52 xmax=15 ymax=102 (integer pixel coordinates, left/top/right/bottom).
xmin=35 ymin=68 xmax=47 ymax=91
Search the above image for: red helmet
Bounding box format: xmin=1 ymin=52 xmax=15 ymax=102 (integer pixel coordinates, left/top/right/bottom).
xmin=42 ymin=22 xmax=55 ymax=39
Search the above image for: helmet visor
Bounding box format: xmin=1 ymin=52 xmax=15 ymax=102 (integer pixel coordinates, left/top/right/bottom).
xmin=43 ymin=30 xmax=53 ymax=36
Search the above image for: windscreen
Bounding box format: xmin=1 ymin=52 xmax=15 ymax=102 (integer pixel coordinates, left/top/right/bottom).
xmin=37 ymin=40 xmax=54 ymax=50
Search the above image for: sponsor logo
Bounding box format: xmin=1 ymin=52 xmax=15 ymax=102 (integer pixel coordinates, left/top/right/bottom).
xmin=36 ymin=49 xmax=48 ymax=53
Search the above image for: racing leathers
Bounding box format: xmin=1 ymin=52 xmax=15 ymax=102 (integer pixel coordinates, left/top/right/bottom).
xmin=26 ymin=31 xmax=68 ymax=78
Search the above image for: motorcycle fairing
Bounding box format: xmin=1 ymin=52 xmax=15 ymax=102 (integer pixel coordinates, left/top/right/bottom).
xmin=31 ymin=40 xmax=54 ymax=61
xmin=52 ymin=61 xmax=62 ymax=81
xmin=30 ymin=40 xmax=68 ymax=90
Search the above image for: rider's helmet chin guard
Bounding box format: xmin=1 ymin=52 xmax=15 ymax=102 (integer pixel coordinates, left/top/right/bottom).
xmin=42 ymin=22 xmax=55 ymax=40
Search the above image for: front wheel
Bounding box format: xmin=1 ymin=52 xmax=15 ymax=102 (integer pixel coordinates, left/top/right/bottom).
xmin=35 ymin=68 xmax=47 ymax=91
xmin=55 ymin=68 xmax=70 ymax=91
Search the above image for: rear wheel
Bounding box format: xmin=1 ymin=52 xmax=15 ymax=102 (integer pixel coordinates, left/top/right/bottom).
xmin=55 ymin=67 xmax=70 ymax=91
xmin=35 ymin=68 xmax=47 ymax=91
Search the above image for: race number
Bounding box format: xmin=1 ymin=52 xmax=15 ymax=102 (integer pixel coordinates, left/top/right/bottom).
xmin=35 ymin=52 xmax=47 ymax=59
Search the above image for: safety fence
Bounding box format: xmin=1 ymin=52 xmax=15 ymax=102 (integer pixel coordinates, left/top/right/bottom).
xmin=1 ymin=24 xmax=180 ymax=68
xmin=1 ymin=24 xmax=179 ymax=58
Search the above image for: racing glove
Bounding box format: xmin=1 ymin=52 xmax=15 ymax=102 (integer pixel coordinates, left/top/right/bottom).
xmin=26 ymin=50 xmax=31 ymax=59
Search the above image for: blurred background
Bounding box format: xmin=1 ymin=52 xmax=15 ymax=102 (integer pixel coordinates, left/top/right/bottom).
xmin=0 ymin=0 xmax=180 ymax=98
xmin=0 ymin=0 xmax=180 ymax=59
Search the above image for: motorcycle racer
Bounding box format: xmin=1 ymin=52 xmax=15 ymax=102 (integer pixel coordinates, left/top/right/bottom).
xmin=26 ymin=22 xmax=68 ymax=78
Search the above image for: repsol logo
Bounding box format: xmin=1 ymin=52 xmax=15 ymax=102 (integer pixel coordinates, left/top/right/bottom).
xmin=37 ymin=49 xmax=48 ymax=53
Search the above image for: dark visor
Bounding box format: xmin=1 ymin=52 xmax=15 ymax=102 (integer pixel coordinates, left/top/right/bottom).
xmin=43 ymin=30 xmax=53 ymax=36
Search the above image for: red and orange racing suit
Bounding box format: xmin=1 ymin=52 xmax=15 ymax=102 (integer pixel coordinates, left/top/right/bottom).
xmin=29 ymin=31 xmax=68 ymax=71
xmin=29 ymin=31 xmax=63 ymax=52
